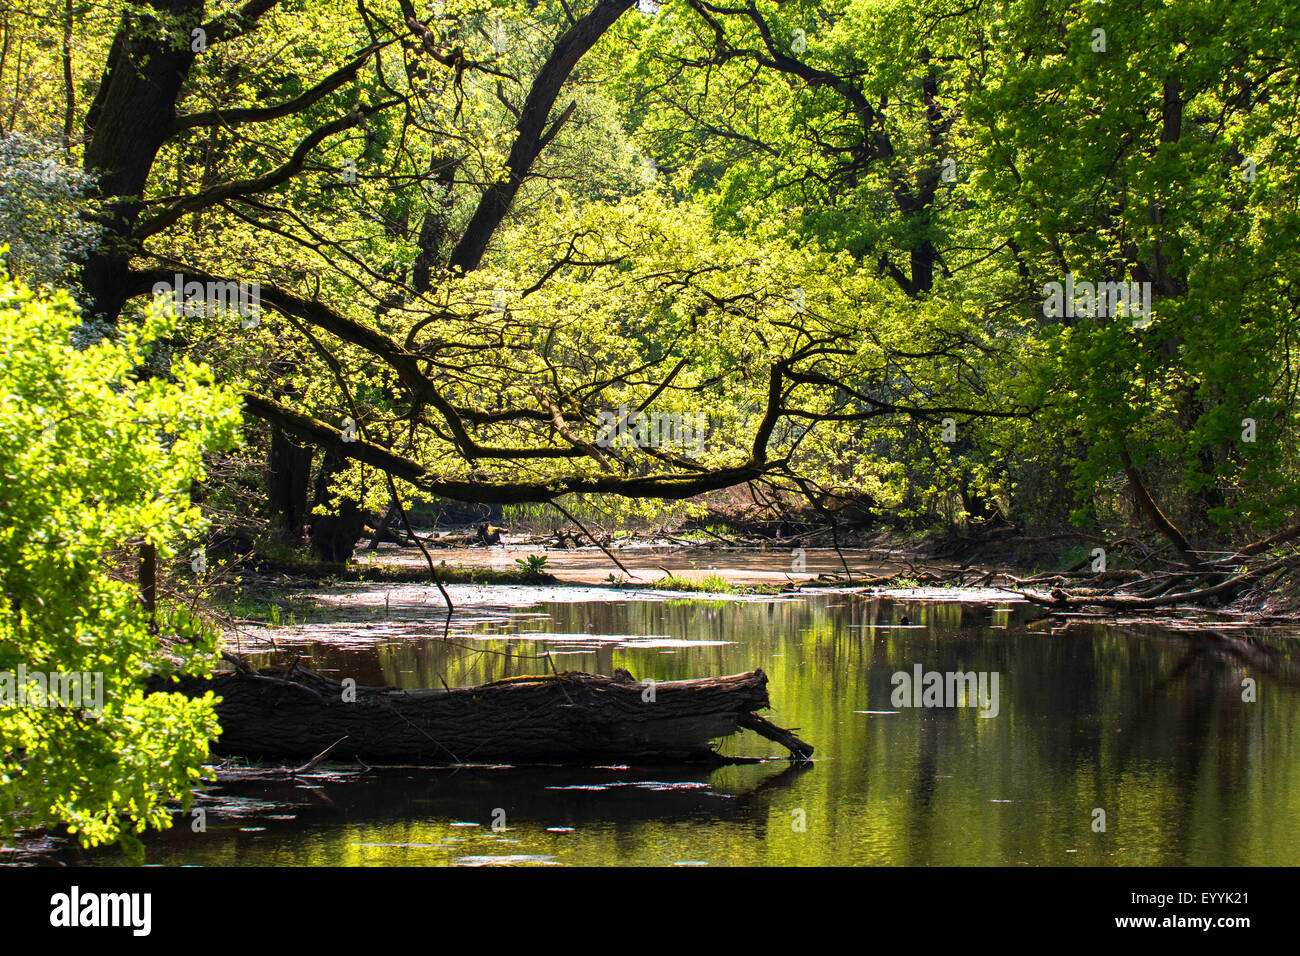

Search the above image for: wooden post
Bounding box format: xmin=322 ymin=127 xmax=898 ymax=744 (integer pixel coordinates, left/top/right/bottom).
xmin=139 ymin=542 xmax=156 ymax=622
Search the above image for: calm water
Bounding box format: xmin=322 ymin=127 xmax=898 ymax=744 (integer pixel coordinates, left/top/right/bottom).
xmin=99 ymin=586 xmax=1300 ymax=866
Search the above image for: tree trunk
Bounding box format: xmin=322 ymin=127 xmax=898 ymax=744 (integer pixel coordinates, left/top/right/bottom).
xmin=81 ymin=0 xmax=205 ymax=322
xmin=308 ymin=449 xmax=367 ymax=562
xmin=366 ymin=500 xmax=401 ymax=550
xmin=267 ymin=424 xmax=313 ymax=548
xmin=1118 ymin=443 xmax=1199 ymax=567
xmin=161 ymin=666 xmax=813 ymax=763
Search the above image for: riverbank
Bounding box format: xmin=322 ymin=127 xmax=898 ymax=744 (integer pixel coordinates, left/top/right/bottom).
xmin=219 ymin=526 xmax=1300 ymax=626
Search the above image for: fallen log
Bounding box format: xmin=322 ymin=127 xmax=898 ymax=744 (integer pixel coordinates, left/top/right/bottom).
xmin=157 ymin=666 xmax=813 ymax=764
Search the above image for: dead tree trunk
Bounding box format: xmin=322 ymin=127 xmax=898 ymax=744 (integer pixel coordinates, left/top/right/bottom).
xmin=160 ymin=666 xmax=812 ymax=763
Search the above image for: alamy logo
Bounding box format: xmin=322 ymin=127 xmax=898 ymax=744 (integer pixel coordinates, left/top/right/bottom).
xmin=595 ymin=405 xmax=707 ymax=456
xmin=891 ymin=665 xmax=1000 ymax=718
xmin=152 ymin=273 xmax=261 ymax=325
xmin=0 ymin=665 xmax=102 ymax=716
xmin=1042 ymin=274 xmax=1152 ymax=328
xmin=50 ymin=886 xmax=151 ymax=936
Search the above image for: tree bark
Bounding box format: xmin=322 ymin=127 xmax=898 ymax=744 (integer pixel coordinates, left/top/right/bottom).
xmin=366 ymin=500 xmax=402 ymax=550
xmin=139 ymin=542 xmax=156 ymax=619
xmin=445 ymin=0 xmax=637 ymax=273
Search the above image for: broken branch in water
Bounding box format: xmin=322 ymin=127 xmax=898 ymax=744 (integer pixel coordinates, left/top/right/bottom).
xmin=1014 ymin=556 xmax=1295 ymax=612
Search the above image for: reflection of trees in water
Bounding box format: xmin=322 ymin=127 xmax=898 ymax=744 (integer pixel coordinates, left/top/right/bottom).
xmin=229 ymin=594 xmax=1300 ymax=864
xmin=1099 ymin=624 xmax=1300 ymax=859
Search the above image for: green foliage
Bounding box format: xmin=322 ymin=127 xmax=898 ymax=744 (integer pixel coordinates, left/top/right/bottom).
xmin=609 ymin=0 xmax=1300 ymax=538
xmin=964 ymin=0 xmax=1300 ymax=536
xmin=0 ymin=279 xmax=242 ymax=847
xmin=514 ymin=553 xmax=551 ymax=581
xmin=654 ymin=573 xmax=735 ymax=593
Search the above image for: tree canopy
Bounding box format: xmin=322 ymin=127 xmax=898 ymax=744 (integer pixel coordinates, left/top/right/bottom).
xmin=0 ymin=0 xmax=1289 ymax=550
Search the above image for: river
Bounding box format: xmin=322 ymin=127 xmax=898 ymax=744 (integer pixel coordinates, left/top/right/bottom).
xmin=95 ymin=580 xmax=1300 ymax=866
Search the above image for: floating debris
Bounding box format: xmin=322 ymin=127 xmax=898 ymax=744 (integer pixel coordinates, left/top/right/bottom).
xmin=454 ymin=855 xmax=558 ymax=867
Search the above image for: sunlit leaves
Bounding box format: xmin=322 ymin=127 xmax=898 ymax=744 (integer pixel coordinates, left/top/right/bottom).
xmin=0 ymin=281 xmax=241 ymax=847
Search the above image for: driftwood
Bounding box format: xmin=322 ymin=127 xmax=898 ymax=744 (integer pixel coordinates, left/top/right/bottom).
xmin=1015 ymin=556 xmax=1294 ymax=612
xmin=868 ymin=523 xmax=1300 ymax=616
xmin=158 ymin=665 xmax=813 ymax=764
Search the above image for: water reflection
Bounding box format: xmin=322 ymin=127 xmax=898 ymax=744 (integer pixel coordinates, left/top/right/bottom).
xmin=109 ymin=591 xmax=1300 ymax=865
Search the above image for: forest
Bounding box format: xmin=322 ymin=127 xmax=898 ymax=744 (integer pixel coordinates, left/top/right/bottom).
xmin=1 ymin=0 xmax=1298 ymax=861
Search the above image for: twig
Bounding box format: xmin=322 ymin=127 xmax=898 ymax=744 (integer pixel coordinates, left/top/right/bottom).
xmin=383 ymin=470 xmax=453 ymax=639
xmin=550 ymin=499 xmax=636 ymax=579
